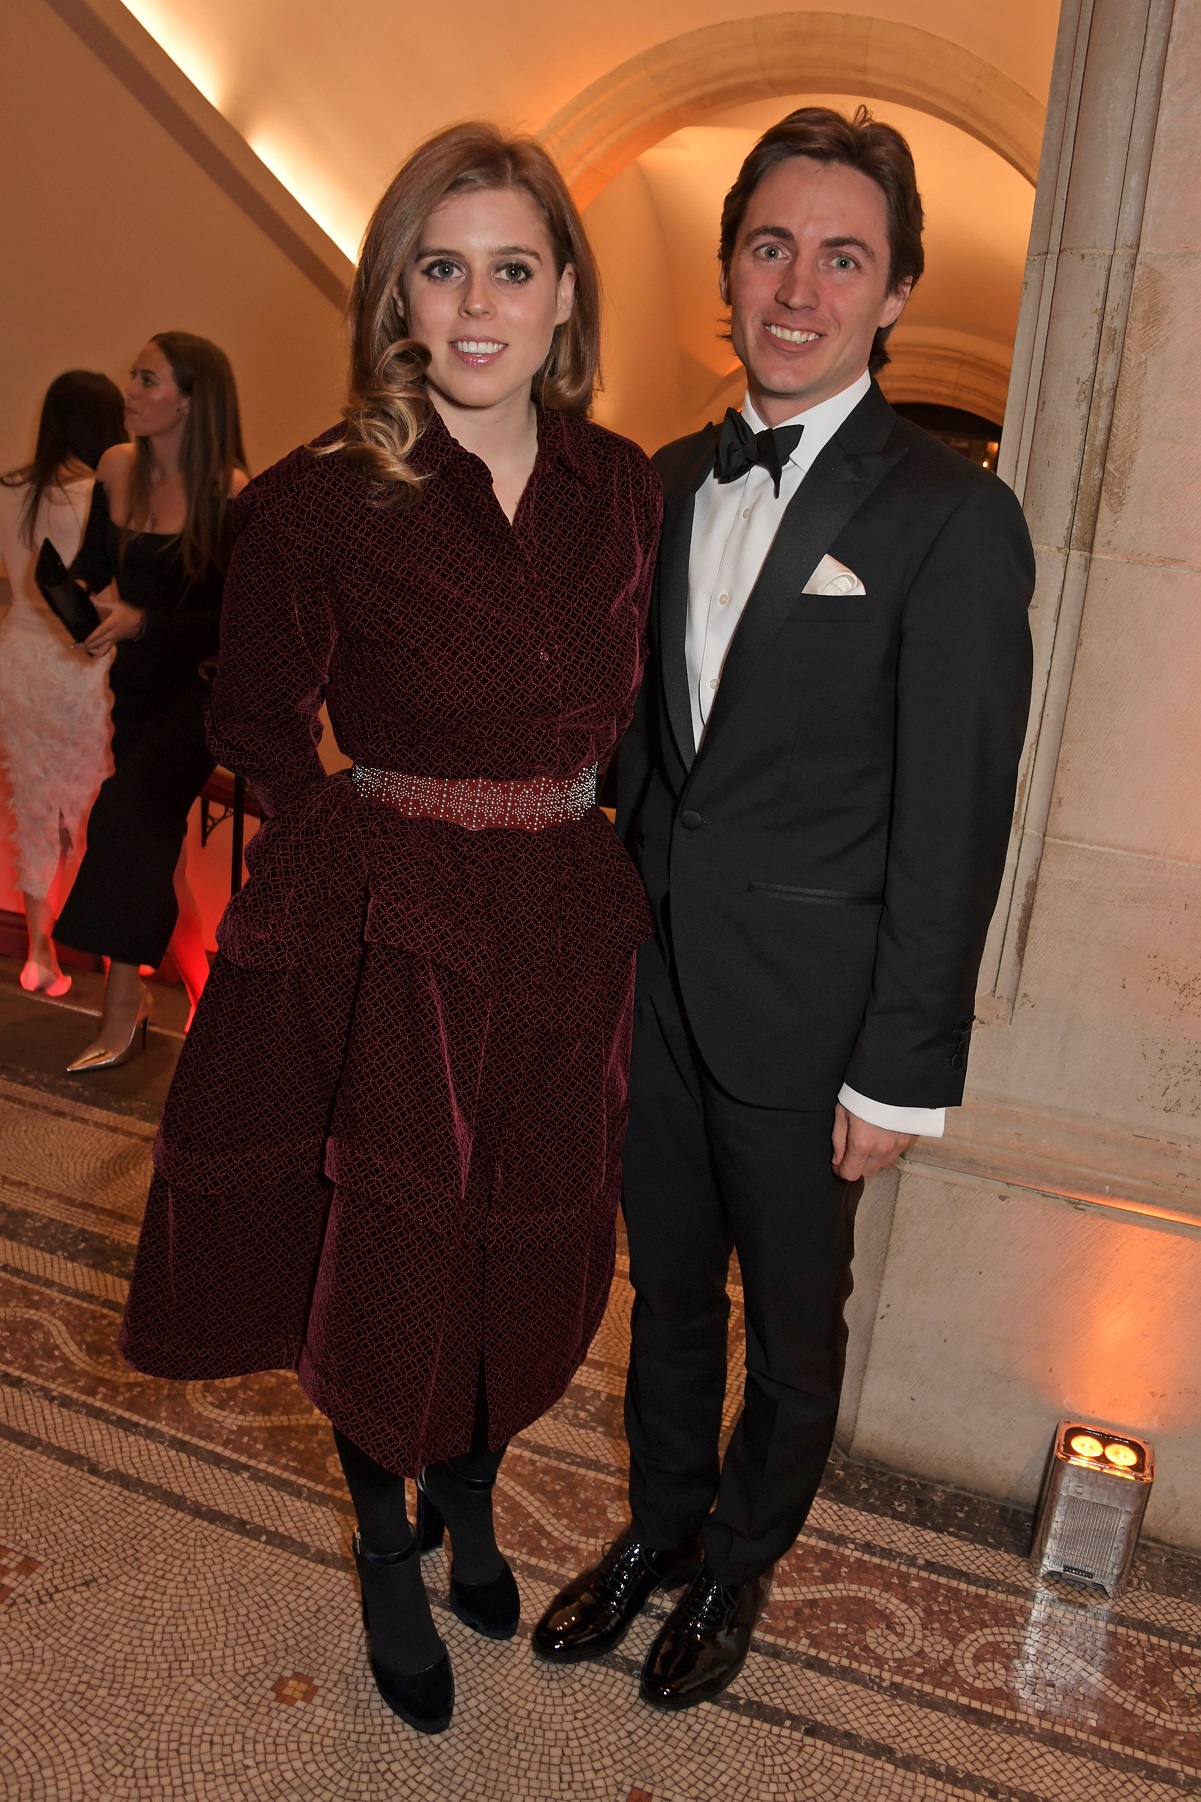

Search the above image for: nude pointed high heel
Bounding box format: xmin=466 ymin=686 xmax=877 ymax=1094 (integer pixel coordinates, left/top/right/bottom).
xmin=20 ymin=961 xmax=72 ymax=999
xmin=67 ymin=991 xmax=153 ymax=1073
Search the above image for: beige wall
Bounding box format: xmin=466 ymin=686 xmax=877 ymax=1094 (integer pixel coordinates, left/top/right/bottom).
xmin=0 ymin=1 xmax=346 ymax=476
xmin=0 ymin=0 xmax=348 ymax=925
xmin=585 ymin=165 xmax=679 ymax=451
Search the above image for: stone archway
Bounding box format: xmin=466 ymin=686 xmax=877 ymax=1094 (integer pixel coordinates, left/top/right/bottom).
xmin=538 ymin=12 xmax=1044 ymax=207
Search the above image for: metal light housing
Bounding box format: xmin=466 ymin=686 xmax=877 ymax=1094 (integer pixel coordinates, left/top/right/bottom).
xmin=1031 ymin=1418 xmax=1154 ymax=1596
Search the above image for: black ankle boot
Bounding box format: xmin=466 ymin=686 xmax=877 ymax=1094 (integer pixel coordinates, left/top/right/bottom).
xmin=353 ymin=1534 xmax=454 ymax=1733
xmin=417 ymin=1469 xmax=521 ymax=1641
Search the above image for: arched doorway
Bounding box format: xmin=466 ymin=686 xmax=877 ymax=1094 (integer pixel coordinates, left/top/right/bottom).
xmin=539 ymin=12 xmax=1043 ymax=196
xmin=538 ymin=15 xmax=1046 ymax=451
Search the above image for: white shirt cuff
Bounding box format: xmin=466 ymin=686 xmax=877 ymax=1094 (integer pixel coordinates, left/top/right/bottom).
xmin=838 ymin=1084 xmax=945 ymax=1138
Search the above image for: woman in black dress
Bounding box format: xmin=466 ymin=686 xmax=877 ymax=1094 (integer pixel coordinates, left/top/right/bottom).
xmin=56 ymin=332 xmax=247 ymax=1068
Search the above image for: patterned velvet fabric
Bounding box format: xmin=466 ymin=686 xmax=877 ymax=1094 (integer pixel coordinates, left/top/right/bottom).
xmin=120 ymin=406 xmax=662 ymax=1474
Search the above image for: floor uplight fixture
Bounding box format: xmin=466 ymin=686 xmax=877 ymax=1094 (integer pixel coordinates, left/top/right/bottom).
xmin=1031 ymin=1419 xmax=1154 ymax=1596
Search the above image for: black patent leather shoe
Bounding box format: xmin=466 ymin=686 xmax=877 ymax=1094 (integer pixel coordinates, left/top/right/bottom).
xmin=531 ymin=1528 xmax=703 ymax=1665
xmin=639 ymin=1564 xmax=773 ymax=1711
xmin=416 ymin=1472 xmax=521 ymax=1640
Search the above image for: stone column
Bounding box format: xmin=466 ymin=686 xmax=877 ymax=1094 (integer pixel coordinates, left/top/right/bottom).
xmin=982 ymin=0 xmax=1176 ymax=1015
xmin=841 ymin=0 xmax=1201 ymax=1553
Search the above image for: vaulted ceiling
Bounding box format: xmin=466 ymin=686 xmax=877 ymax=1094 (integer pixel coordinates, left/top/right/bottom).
xmin=118 ymin=0 xmax=1062 ymax=443
xmin=121 ymin=0 xmax=1059 ymax=249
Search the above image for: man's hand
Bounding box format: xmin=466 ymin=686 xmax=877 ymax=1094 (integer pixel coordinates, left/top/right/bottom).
xmin=831 ymin=1103 xmax=916 ymax=1182
xmin=82 ymin=589 xmax=145 ymax=656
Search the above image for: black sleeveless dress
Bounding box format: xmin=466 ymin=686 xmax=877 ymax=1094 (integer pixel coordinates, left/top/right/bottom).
xmin=55 ymin=484 xmax=225 ymax=967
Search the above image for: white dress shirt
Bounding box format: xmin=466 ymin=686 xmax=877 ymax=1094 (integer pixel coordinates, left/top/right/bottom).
xmin=684 ymin=372 xmax=945 ymax=1139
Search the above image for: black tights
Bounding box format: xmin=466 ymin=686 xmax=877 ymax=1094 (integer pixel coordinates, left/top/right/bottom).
xmin=333 ymin=1373 xmax=507 ymax=1583
xmin=333 ymin=1428 xmax=506 ymax=1556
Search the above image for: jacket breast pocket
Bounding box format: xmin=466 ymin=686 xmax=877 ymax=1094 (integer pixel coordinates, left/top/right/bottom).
xmin=788 ymin=597 xmax=874 ymax=624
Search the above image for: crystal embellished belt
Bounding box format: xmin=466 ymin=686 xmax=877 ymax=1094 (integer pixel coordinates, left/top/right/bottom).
xmin=351 ymin=763 xmax=598 ymax=831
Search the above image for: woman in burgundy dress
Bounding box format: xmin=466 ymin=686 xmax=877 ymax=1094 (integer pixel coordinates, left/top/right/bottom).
xmin=120 ymin=124 xmax=661 ymax=1735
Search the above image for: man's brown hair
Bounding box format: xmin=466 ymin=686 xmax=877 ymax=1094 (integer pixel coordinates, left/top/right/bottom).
xmin=719 ymin=105 xmax=924 ymax=373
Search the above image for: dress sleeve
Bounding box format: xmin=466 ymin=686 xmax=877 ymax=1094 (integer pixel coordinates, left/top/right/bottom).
xmin=617 ymin=453 xmax=663 ymax=739
xmin=206 ymin=481 xmax=335 ymax=818
xmin=634 ymin=457 xmax=664 ymax=629
xmin=70 ymin=481 xmax=115 ymax=594
xmin=614 ymin=454 xmax=663 ymax=841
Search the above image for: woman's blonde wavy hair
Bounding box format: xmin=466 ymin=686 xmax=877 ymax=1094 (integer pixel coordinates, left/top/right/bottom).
xmin=322 ymin=122 xmax=600 ymax=505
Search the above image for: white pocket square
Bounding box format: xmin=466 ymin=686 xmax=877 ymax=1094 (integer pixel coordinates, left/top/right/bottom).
xmin=802 ymin=553 xmax=867 ymax=597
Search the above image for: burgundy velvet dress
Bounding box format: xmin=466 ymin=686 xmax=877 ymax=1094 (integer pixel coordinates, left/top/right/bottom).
xmin=119 ymin=406 xmax=662 ymax=1473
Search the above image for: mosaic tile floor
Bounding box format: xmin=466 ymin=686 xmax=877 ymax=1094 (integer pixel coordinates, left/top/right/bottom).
xmin=4 ymin=1052 xmax=1201 ymax=1799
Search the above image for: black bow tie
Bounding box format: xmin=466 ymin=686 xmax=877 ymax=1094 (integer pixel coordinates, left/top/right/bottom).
xmin=714 ymin=409 xmax=803 ymax=497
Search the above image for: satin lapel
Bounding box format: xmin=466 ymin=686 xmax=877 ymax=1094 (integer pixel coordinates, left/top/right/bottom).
xmin=657 ymin=429 xmax=717 ymax=770
xmin=696 ymin=431 xmax=906 ymax=764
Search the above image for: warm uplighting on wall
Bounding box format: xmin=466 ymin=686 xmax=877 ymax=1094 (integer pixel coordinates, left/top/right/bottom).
xmin=119 ymin=3 xmax=361 ymax=262
xmin=1016 ymin=1205 xmax=1196 ymax=1457
xmin=119 ymin=0 xmax=225 ymax=110
xmin=244 ymin=132 xmax=363 ymax=261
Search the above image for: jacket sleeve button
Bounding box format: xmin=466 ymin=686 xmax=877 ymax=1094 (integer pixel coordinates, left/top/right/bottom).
xmin=679 ymin=809 xmax=705 ymax=830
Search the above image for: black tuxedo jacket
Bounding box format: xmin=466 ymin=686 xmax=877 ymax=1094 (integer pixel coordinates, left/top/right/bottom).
xmin=617 ymin=381 xmax=1035 ymax=1110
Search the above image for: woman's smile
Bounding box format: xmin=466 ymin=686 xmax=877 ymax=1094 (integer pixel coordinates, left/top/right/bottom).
xmin=450 ymin=337 xmax=507 ymax=366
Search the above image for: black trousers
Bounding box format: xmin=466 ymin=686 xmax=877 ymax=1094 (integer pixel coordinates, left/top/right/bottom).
xmin=622 ymin=947 xmax=862 ymax=1587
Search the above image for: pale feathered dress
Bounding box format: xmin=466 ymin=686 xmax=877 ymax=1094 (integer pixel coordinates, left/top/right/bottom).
xmin=0 ymin=477 xmax=112 ymax=898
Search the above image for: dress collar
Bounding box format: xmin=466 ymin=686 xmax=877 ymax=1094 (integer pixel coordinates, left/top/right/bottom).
xmin=416 ymin=399 xmax=597 ymax=489
xmin=541 ymin=404 xmax=599 ymax=487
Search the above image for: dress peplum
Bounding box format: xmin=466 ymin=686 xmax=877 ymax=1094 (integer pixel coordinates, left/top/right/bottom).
xmin=120 ymin=406 xmax=662 ymax=1473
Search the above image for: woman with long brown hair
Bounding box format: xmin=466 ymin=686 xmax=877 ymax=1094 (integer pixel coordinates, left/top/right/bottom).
xmin=0 ymin=370 xmax=126 ymax=994
xmin=120 ymin=124 xmax=661 ymax=1734
xmin=56 ymin=332 xmax=247 ymax=1067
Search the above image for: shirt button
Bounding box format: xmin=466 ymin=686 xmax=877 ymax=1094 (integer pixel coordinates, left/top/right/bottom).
xmin=709 ymin=678 xmax=719 ymax=690
xmin=742 ymin=508 xmax=751 ymax=519
xmin=718 ymin=593 xmax=730 ymax=606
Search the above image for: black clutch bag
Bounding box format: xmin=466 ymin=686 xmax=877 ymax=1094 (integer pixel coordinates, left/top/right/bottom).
xmin=34 ymin=538 xmax=102 ymax=643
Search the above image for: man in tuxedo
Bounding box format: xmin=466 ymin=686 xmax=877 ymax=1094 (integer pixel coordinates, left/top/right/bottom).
xmin=533 ymin=107 xmax=1034 ymax=1709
